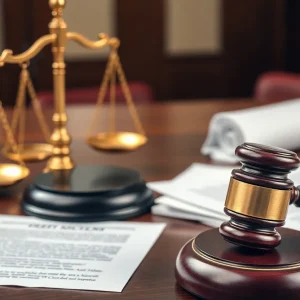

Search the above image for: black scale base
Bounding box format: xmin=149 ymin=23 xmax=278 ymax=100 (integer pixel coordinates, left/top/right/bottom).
xmin=22 ymin=165 xmax=154 ymax=222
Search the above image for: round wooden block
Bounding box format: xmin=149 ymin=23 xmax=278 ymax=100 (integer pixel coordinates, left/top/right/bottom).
xmin=22 ymin=165 xmax=154 ymax=221
xmin=176 ymin=228 xmax=300 ymax=300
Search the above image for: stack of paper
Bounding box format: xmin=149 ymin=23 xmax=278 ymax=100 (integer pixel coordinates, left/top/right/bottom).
xmin=148 ymin=163 xmax=300 ymax=231
xmin=201 ymin=98 xmax=300 ymax=163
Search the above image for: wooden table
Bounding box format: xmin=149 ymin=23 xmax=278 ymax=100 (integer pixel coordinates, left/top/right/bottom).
xmin=0 ymin=99 xmax=254 ymax=299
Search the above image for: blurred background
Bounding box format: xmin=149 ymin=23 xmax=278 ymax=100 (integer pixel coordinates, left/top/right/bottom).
xmin=0 ymin=0 xmax=297 ymax=105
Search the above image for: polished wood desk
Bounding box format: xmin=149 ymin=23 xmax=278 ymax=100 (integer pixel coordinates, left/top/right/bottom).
xmin=0 ymin=99 xmax=254 ymax=299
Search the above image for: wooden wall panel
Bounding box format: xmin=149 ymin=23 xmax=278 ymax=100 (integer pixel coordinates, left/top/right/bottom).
xmin=116 ymin=0 xmax=164 ymax=100
xmin=286 ymin=0 xmax=300 ymax=73
xmin=0 ymin=0 xmax=288 ymax=104
xmin=1 ymin=0 xmax=33 ymax=106
xmin=164 ymin=0 xmax=222 ymax=56
xmin=166 ymin=0 xmax=286 ymax=99
xmin=222 ymin=0 xmax=286 ymax=97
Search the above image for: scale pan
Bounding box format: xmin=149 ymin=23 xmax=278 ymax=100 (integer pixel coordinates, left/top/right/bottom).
xmin=87 ymin=132 xmax=147 ymax=152
xmin=0 ymin=164 xmax=29 ymax=187
xmin=2 ymin=143 xmax=53 ymax=162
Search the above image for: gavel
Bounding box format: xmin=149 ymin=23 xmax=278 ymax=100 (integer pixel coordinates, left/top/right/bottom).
xmin=219 ymin=142 xmax=300 ymax=250
xmin=176 ymin=143 xmax=300 ymax=300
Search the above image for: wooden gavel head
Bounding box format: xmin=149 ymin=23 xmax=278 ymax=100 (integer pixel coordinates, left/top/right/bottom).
xmin=219 ymin=142 xmax=300 ymax=251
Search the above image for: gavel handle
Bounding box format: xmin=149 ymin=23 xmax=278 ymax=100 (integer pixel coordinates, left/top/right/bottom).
xmin=291 ymin=186 xmax=300 ymax=206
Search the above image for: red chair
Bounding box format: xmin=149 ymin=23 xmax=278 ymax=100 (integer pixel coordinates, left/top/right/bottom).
xmin=37 ymin=81 xmax=154 ymax=106
xmin=254 ymin=72 xmax=300 ymax=103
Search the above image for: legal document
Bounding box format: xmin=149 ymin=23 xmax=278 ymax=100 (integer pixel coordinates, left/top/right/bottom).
xmin=0 ymin=215 xmax=165 ymax=292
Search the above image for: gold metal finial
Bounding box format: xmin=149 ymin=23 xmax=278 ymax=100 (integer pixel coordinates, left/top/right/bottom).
xmin=49 ymin=0 xmax=66 ymax=16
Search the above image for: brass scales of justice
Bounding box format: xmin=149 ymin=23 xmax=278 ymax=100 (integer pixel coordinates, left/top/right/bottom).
xmin=0 ymin=0 xmax=153 ymax=221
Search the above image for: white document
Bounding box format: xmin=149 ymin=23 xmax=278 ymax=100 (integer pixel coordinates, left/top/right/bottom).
xmin=148 ymin=163 xmax=231 ymax=217
xmin=148 ymin=163 xmax=300 ymax=230
xmin=201 ymin=98 xmax=300 ymax=163
xmin=155 ymin=195 xmax=226 ymax=219
xmin=0 ymin=215 xmax=165 ymax=292
xmin=152 ymin=197 xmax=227 ymax=228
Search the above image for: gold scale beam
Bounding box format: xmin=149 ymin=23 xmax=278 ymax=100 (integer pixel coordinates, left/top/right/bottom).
xmin=0 ymin=0 xmax=120 ymax=172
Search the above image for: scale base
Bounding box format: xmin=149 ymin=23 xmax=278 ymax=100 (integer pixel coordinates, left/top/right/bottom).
xmin=21 ymin=165 xmax=154 ymax=222
xmin=176 ymin=228 xmax=300 ymax=300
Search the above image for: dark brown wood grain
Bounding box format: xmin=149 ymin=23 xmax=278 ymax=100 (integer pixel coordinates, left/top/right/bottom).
xmin=233 ymin=142 xmax=300 ymax=189
xmin=176 ymin=228 xmax=300 ymax=300
xmin=1 ymin=0 xmax=287 ymax=103
xmin=1 ymin=0 xmax=34 ymax=106
xmin=0 ymin=99 xmax=259 ymax=299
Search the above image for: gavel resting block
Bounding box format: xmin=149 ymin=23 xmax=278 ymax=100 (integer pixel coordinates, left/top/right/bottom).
xmin=176 ymin=228 xmax=300 ymax=300
xmin=175 ymin=143 xmax=300 ymax=299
